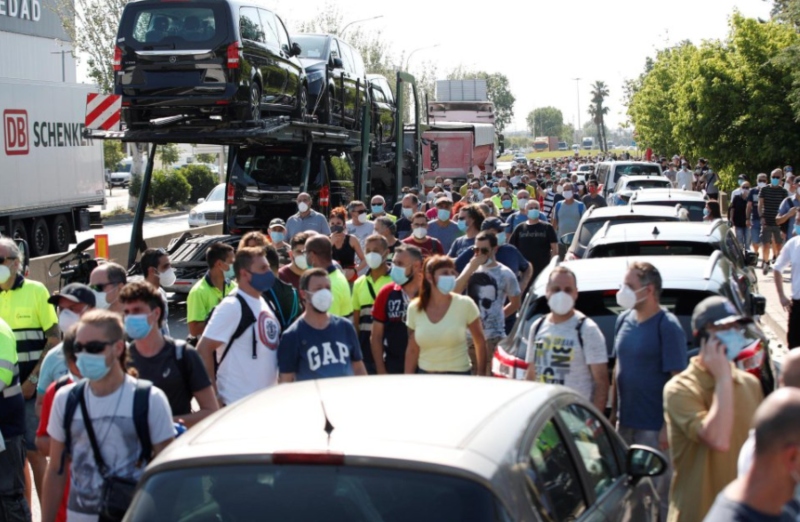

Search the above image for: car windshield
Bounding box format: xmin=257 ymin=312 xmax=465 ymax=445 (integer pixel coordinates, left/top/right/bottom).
xmin=613 ymin=164 xmax=660 ymax=182
xmin=238 ymin=153 xmax=305 ymax=191
xmin=587 ymin=241 xmax=717 ymax=258
xmin=206 ymin=184 xmax=225 ymax=202
xmin=128 ymin=465 xmax=509 ymax=522
xmin=293 ymin=35 xmax=328 ymax=59
xmin=115 ymin=162 xmax=131 ymax=173
xmin=637 ymin=200 xmax=706 ymax=221
xmin=624 ymin=179 xmax=671 ymax=190
xmin=577 ymin=216 xmax=677 ymax=248
xmin=124 ymin=3 xmax=225 ymax=48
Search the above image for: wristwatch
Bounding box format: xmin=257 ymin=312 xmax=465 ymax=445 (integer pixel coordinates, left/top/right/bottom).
xmin=28 ymin=374 xmax=38 ymax=385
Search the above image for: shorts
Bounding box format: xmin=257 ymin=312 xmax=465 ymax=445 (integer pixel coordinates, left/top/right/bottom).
xmin=750 ymin=219 xmax=761 ymax=244
xmin=23 ymin=397 xmax=38 ymax=451
xmin=761 ymin=225 xmax=784 ymax=245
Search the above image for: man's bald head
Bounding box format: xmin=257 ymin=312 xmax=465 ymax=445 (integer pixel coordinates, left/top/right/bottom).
xmin=754 ymin=387 xmax=800 ymax=456
xmin=305 ymin=235 xmax=332 ymax=266
xmin=781 ymin=350 xmax=800 ymax=388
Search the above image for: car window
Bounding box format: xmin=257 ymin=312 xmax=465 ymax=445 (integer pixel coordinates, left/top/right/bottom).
xmin=338 ymin=41 xmax=356 ymax=73
xmin=257 ymin=9 xmax=279 ymax=46
xmin=239 ymin=153 xmax=305 ymax=190
xmin=128 ymin=5 xmax=221 ymax=46
xmin=207 ymin=184 xmax=225 ymax=202
xmin=239 ymin=7 xmax=264 ymax=43
xmin=612 ymin=164 xmax=660 ymax=183
xmin=624 ymin=179 xmax=672 ymax=190
xmin=587 ymin=240 xmax=716 ymax=258
xmin=293 ymin=35 xmax=327 ymax=59
xmin=352 ymin=48 xmax=366 ymax=78
xmin=371 ymin=81 xmax=386 ymax=103
xmin=636 ymin=200 xmax=705 ymax=221
xmin=596 ymin=165 xmax=608 ymax=186
xmin=329 ymin=38 xmax=342 ymax=64
xmin=724 ymin=231 xmax=746 ymax=268
xmin=557 ymin=404 xmax=622 ymax=499
xmin=526 ymin=418 xmax=586 ymax=521
xmin=128 ymin=465 xmax=510 ymax=522
xmin=381 ymin=78 xmax=394 ymax=103
xmin=274 ymin=14 xmax=291 ymax=50
xmin=577 ymin=216 xmax=674 ymax=249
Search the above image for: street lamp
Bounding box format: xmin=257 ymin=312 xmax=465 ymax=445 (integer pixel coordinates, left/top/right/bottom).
xmin=572 ymin=77 xmax=581 ymax=141
xmin=404 ymin=44 xmax=440 ymax=71
xmin=340 ymin=15 xmax=383 ymax=37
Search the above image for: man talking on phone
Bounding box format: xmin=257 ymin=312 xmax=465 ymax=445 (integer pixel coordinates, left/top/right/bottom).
xmin=662 ymin=296 xmax=764 ymax=522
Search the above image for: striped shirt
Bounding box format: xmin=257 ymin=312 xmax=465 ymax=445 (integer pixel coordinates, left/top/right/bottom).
xmin=759 ymin=186 xmax=789 ymax=226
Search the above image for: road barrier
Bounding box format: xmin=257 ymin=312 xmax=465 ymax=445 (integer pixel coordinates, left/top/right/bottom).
xmin=29 ymin=223 xmax=222 ymax=294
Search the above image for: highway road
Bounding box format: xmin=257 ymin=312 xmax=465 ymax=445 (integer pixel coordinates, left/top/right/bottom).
xmin=73 ymin=212 xmax=191 ymax=248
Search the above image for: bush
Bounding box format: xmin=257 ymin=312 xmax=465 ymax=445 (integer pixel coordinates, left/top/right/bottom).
xmin=129 ymin=173 xmax=143 ymax=198
xmin=178 ymin=164 xmax=218 ymax=202
xmin=151 ymin=169 xmax=191 ymax=208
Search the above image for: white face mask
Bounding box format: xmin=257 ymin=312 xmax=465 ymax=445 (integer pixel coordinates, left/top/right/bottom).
xmin=616 ymin=284 xmax=645 ymax=310
xmin=308 ymin=288 xmax=333 ymax=313
xmin=563 ymin=190 xmax=574 ymax=200
xmin=0 ymin=264 xmax=10 ymax=285
xmin=758 ymin=182 xmax=767 ymax=188
xmin=548 ymin=291 xmax=575 ymax=316
xmin=294 ymin=253 xmax=308 ymax=270
xmin=298 ymin=202 xmax=310 ymax=213
xmin=93 ymin=289 xmax=110 ymax=310
xmin=412 ymin=227 xmax=428 ymax=240
xmin=365 ymin=252 xmax=384 ymax=270
xmin=353 ymin=212 xmax=365 ymax=225
xmin=556 ymin=185 xmax=564 ymax=194
xmin=158 ymin=266 xmax=176 ymax=287
xmin=58 ymin=309 xmax=81 ymax=333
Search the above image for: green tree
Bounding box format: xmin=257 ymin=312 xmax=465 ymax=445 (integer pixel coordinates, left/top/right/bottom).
xmin=103 ymin=140 xmax=125 ymax=172
xmin=447 ymin=68 xmax=515 ymax=132
xmin=157 ymin=143 xmax=180 ymax=167
xmin=151 ymin=170 xmax=191 ymax=207
xmin=526 ymin=107 xmax=564 ymax=137
xmin=195 ymin=153 xmax=217 ymax=164
xmin=589 ymin=81 xmax=610 ymax=151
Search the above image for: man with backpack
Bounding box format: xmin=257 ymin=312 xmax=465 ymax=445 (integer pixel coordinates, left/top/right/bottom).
xmin=551 ymin=182 xmax=585 ymax=259
xmin=120 ymin=281 xmax=218 ymax=427
xmin=196 ymin=247 xmax=281 ymax=406
xmin=611 ymin=261 xmax=687 ymax=522
xmin=186 ymin=242 xmax=236 ymax=341
xmin=42 ymin=310 xmax=174 ymax=522
xmin=524 ymin=266 xmax=609 ymax=411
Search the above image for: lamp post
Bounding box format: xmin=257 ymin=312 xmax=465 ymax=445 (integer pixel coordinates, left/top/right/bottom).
xmin=404 ymin=44 xmax=439 ymax=71
xmin=340 ymin=15 xmax=383 ymax=37
xmin=572 ymin=77 xmax=581 ymax=142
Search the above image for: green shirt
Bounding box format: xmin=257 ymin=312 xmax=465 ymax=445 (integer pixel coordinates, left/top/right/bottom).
xmin=369 ymin=213 xmax=397 ymax=223
xmin=0 ymin=317 xmax=17 ymax=386
xmin=329 ymin=267 xmax=354 ymax=318
xmin=186 ymin=273 xmax=237 ymax=323
xmin=352 ymin=272 xmax=393 ymax=333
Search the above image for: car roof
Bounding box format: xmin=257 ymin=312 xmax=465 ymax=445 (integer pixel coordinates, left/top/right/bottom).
xmin=597 ymin=160 xmax=660 ymax=167
xmin=148 ymin=376 xmax=565 ymax=480
xmin=582 ymin=204 xmax=681 ymax=220
xmin=631 ymin=189 xmax=706 ymax=202
xmin=587 ymin=220 xmax=724 ymax=245
xmin=618 ymin=175 xmax=669 ymax=182
xmin=534 ymin=255 xmax=727 ymax=295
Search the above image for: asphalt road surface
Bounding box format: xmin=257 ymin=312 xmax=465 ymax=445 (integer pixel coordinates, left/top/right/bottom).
xmin=73 ymin=213 xmax=190 ymax=249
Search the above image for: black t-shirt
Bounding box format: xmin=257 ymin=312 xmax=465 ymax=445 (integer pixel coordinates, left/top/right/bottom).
xmin=128 ymin=338 xmax=211 ymax=416
xmin=372 ymin=283 xmax=409 ymax=374
xmin=703 ymin=492 xmax=789 ymax=522
xmin=509 ymin=222 xmax=558 ymax=275
xmin=396 ymin=217 xmax=412 ymax=240
xmin=730 ymin=194 xmax=749 ymax=227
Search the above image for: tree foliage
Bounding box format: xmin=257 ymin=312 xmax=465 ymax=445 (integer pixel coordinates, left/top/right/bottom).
xmin=178 ymin=164 xmax=218 ymax=202
xmin=157 ymin=143 xmax=180 ymax=167
xmin=103 ymin=140 xmax=125 ymax=172
xmin=526 ymin=107 xmax=564 ymax=137
xmin=447 ymin=68 xmax=515 ymax=132
xmin=195 ymin=153 xmax=218 ymax=164
xmin=628 ymin=14 xmax=800 ymax=187
xmin=589 ymin=81 xmax=610 ymax=151
xmin=151 ymin=170 xmax=191 ymax=207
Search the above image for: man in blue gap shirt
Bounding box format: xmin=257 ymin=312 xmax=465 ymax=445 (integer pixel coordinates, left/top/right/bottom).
xmin=611 ymin=261 xmax=687 ymax=522
xmin=277 ymin=268 xmax=367 ymax=382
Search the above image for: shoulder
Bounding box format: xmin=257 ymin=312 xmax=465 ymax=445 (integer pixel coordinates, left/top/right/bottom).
xmin=660 ymin=309 xmax=684 ymax=329
xmin=187 ymin=278 xmax=207 ymax=295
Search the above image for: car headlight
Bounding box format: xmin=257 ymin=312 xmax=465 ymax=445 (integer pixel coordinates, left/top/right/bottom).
xmin=306 ymin=70 xmax=326 ymax=84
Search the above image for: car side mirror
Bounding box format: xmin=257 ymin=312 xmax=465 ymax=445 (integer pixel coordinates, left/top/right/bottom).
xmin=291 ymin=42 xmax=301 ymax=57
xmin=559 ymin=232 xmax=575 ymax=246
xmin=197 ymin=198 xmax=205 ymax=204
xmin=745 ymin=250 xmax=758 ymax=267
xmin=752 ymin=294 xmax=766 ymax=316
xmin=333 ymin=57 xmax=343 ymax=68
xmin=627 ymin=445 xmax=667 ymax=484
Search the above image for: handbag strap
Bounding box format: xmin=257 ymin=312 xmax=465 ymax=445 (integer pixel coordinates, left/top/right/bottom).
xmin=78 ymin=388 xmax=109 ymax=477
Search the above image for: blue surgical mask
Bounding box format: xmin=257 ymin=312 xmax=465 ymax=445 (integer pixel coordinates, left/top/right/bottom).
xmin=527 ymin=209 xmax=540 ymax=220
xmin=437 ymin=209 xmax=451 ymax=221
xmin=223 ymin=264 xmax=235 ymax=280
xmin=502 ymin=200 xmax=512 ymax=209
xmin=249 ymin=270 xmax=275 ymax=292
xmin=436 ymin=275 xmax=456 ymax=294
xmin=76 ymin=352 xmax=110 ymax=381
xmin=402 ymin=208 xmax=413 ymax=219
xmin=715 ymin=328 xmax=751 ymax=361
xmin=390 ymin=265 xmax=410 ymax=286
xmin=772 ymin=178 xmax=781 ymax=186
xmin=371 ymin=205 xmax=384 ymax=215
xmin=270 ymin=231 xmax=285 ymax=244
xmin=703 ymin=208 xmax=710 ymax=217
xmin=795 ymin=224 xmax=800 ymax=236
xmin=125 ymin=313 xmax=153 ymax=340
xmin=457 ymin=219 xmax=467 ymax=232
xmin=492 ymin=187 xmax=499 ymax=194
xmin=738 ymin=179 xmax=744 ymax=186
xmin=497 ymin=232 xmax=506 ymax=246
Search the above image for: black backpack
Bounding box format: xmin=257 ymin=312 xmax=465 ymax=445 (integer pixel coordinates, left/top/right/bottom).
xmin=530 ymin=314 xmax=588 ymax=349
xmin=59 ymin=379 xmax=152 ymax=474
xmin=207 ymin=292 xmax=257 ymax=372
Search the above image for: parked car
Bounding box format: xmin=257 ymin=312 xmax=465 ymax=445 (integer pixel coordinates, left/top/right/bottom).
xmin=513 ymin=154 xmax=527 ymax=165
xmin=594 ymin=161 xmax=662 ymax=200
xmin=188 ymin=183 xmax=225 ymax=227
xmin=292 ymin=33 xmax=368 ymax=128
xmin=564 ymin=204 xmax=685 ymax=260
xmin=367 ymin=74 xmax=396 ymax=144
xmin=629 ymin=189 xmax=708 ymax=222
xmin=609 ymin=175 xmax=673 ymax=206
xmin=573 ymin=164 xmax=595 ymax=176
xmin=115 ymin=0 xmax=307 ymax=127
xmin=492 ymin=256 xmax=776 ymax=398
xmin=108 ymin=157 xmax=133 ymax=187
xmin=558 ymin=141 xmax=568 ymax=151
xmin=160 ymin=233 xmax=241 ymax=294
xmin=582 ymin=220 xmax=763 ymax=317
xmin=125 ymin=376 xmax=668 ymax=522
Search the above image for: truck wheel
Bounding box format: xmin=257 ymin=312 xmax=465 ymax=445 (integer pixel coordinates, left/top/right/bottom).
xmin=10 ymin=220 xmax=28 ymax=246
xmin=245 ymin=82 xmax=261 ymax=122
xmin=319 ymin=88 xmax=333 ymax=125
xmin=31 ymin=217 xmax=50 ymax=258
xmin=292 ymin=84 xmax=308 ymax=120
xmin=50 ymin=214 xmax=71 ymax=254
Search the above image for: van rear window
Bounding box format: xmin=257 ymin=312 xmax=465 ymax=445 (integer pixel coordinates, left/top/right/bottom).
xmin=124 ymin=4 xmax=225 ymax=47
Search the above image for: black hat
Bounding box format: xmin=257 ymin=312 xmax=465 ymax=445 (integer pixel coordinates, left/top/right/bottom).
xmin=481 ymin=217 xmax=507 ymax=232
xmin=48 ymin=283 xmax=95 ymax=308
xmin=691 ymin=296 xmax=752 ymax=333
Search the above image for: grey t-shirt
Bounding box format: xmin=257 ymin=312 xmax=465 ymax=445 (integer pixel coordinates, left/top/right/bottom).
xmin=427 ymin=220 xmax=461 ymax=254
xmin=555 ymin=200 xmax=584 ymax=237
xmin=466 ymin=263 xmax=520 ymax=339
xmin=703 ymin=490 xmax=788 ymax=521
xmin=525 ymin=312 xmax=608 ymax=401
xmin=346 ymin=220 xmax=375 ymax=246
xmin=286 ymin=210 xmax=331 ymax=241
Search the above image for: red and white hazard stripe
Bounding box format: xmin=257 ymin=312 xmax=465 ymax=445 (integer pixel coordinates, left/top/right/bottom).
xmin=85 ymin=93 xmax=122 ymax=131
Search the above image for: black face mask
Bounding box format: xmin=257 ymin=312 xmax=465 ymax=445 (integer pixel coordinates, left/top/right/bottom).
xmin=331 ymin=225 xmax=344 ymax=234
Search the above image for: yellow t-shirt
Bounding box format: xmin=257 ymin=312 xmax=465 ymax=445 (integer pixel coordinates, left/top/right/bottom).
xmin=406 ymin=294 xmax=479 ymax=372
xmin=329 ymin=268 xmax=354 ymax=318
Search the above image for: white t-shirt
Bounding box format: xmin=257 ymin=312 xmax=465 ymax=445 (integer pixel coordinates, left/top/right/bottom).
xmin=47 ymin=375 xmax=173 ymax=522
xmin=524 ymin=312 xmax=608 ymax=401
xmin=676 ymin=168 xmax=693 ymax=190
xmin=203 ymin=289 xmax=280 ymax=405
xmin=774 ymin=236 xmax=800 ymax=300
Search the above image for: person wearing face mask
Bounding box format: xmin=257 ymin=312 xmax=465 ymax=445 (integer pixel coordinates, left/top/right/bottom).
xmin=140 ymin=248 xmax=175 ymax=337
xmin=329 ymin=206 xmax=368 ymax=282
xmin=759 ymin=169 xmax=789 ymax=274
xmin=41 ymin=310 xmax=174 ymax=522
xmin=497 ymin=192 xmax=516 ymax=222
xmin=456 ymin=233 xmax=521 ymax=376
xmin=0 ymin=237 xmax=59 ymax=505
xmin=502 ymin=190 xmax=531 ymax=235
xmin=730 ymin=182 xmax=753 ymax=248
xmin=351 ymin=235 xmax=392 ymax=374
xmin=186 ymin=243 xmax=237 ymax=340
xmin=373 ymin=216 xmax=400 ymax=254
xmin=582 ymin=180 xmax=607 ymax=208
xmin=663 ymin=296 xmax=764 ymax=522
xmin=705 ymin=388 xmax=800 ymax=522
xmin=676 ymin=161 xmax=694 ymax=190
xmin=776 ymin=176 xmax=800 ymax=242
xmin=748 ymin=173 xmax=769 ymax=261
xmin=774 ymin=219 xmax=800 ymax=349
xmin=267 ymin=219 xmax=291 ymax=266
xmin=524 ymin=267 xmax=609 ymax=411
xmin=448 ymin=204 xmax=484 ymax=258
xmin=196 ymin=247 xmax=282 ymax=406
xmin=611 ymin=262 xmax=687 ymax=522
xmin=371 ymin=245 xmax=424 ymax=374
xmin=36 ymin=284 xmax=96 ymax=416
xmin=345 ymin=200 xmax=375 ymax=248
xmin=405 ymin=256 xmax=486 ymax=375
xmin=285 ymin=192 xmax=330 ymax=241
xmin=277 ymin=269 xmax=367 ymax=382
xmin=509 ymin=199 xmax=558 ymax=285
xmin=278 ymin=232 xmax=313 ymax=290
xmin=491 ymin=179 xmax=517 ymax=212
xmin=121 ymin=281 xmax=218 ymax=427
xmin=402 ymin=212 xmax=444 ymax=258
xmin=704 ymin=200 xmax=722 ymax=221
xmin=368 ymin=195 xmax=396 ymax=223
xmin=427 ymin=197 xmax=460 ymax=254
xmin=396 ymin=193 xmax=420 ymax=240
xmin=304 ymin=235 xmax=353 ymax=318
xmin=551 ymin=182 xmax=586 ymax=259
xmin=88 ymin=262 xmax=127 ymax=315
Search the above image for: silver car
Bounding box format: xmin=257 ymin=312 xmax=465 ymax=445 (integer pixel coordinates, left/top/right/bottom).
xmin=125 ymin=376 xmax=667 ymax=522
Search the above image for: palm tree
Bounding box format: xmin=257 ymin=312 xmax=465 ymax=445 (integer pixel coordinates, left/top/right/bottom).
xmin=590 ymin=81 xmax=610 ymax=152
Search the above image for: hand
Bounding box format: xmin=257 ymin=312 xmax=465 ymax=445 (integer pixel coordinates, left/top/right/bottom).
xmin=22 ymin=379 xmax=36 ymax=400
xmin=701 ymin=336 xmax=732 ymax=381
xmin=791 ymin=207 xmax=799 ymax=217
xmin=658 ymin=425 xmax=669 ymax=451
xmin=781 ymin=295 xmax=793 ymax=313
xmin=608 ymin=410 xmax=618 ymax=428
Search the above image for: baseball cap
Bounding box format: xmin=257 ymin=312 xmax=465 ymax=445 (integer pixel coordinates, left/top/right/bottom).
xmin=691 ymin=296 xmax=753 ymax=333
xmin=269 ymin=218 xmax=286 ymax=229
xmin=48 ymin=283 xmax=95 ymax=308
xmin=785 ymin=165 xmax=794 ymax=173
xmin=481 ymin=217 xmax=506 ymax=232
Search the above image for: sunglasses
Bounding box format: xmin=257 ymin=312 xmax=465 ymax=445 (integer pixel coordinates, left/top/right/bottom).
xmin=89 ymin=282 xmax=114 ymax=292
xmin=0 ymin=256 xmax=18 ymax=264
xmin=473 ymin=247 xmax=491 ymax=255
xmin=74 ymin=340 xmax=113 ymax=354
xmin=352 ymin=209 xmax=367 ymax=214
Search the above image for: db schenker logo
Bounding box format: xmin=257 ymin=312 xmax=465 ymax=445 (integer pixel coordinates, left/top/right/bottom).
xmin=4 ymin=110 xmax=29 ymax=156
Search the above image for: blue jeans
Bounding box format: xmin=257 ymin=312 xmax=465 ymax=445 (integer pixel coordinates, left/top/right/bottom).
xmin=734 ymin=227 xmax=749 ymax=248
xmin=750 ymin=218 xmax=762 ymax=245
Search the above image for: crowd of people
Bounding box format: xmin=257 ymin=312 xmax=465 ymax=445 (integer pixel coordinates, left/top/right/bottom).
xmin=1 ymin=151 xmax=800 ymax=522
